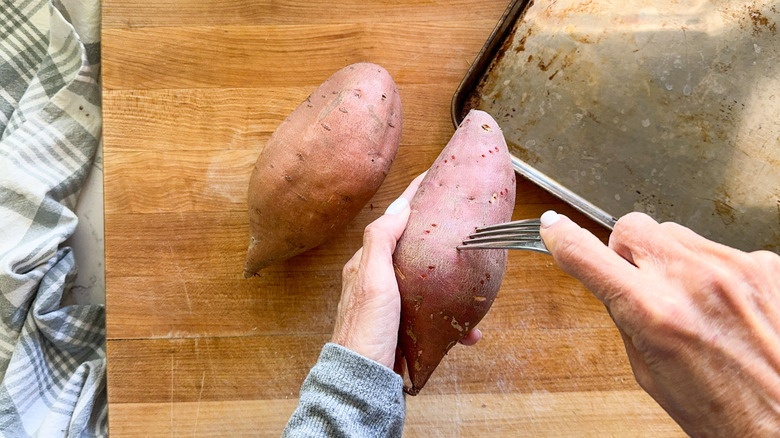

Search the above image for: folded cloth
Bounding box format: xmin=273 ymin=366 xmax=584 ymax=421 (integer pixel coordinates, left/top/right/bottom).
xmin=0 ymin=0 xmax=106 ymax=436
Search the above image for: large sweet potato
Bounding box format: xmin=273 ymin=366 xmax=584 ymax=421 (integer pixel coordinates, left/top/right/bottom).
xmin=244 ymin=63 xmax=402 ymax=277
xmin=393 ymin=109 xmax=516 ymax=395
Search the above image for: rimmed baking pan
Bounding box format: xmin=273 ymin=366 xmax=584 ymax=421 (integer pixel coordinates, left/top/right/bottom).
xmin=453 ymin=0 xmax=780 ymax=252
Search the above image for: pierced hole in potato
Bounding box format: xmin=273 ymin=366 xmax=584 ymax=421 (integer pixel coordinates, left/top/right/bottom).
xmin=481 ymin=124 xmax=492 ymax=132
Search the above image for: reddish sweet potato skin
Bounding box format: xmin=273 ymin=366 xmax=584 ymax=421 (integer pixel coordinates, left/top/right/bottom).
xmin=244 ymin=63 xmax=402 ymax=276
xmin=393 ymin=110 xmax=516 ymax=395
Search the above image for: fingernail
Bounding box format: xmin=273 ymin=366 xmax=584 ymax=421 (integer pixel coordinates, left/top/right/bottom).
xmin=385 ymin=197 xmax=409 ymax=215
xmin=540 ymin=210 xmax=560 ymax=228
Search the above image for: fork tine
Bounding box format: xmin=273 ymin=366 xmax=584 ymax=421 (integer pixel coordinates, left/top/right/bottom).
xmin=467 ymin=218 xmax=541 ymax=240
xmin=457 ymin=217 xmax=550 ymax=255
xmin=473 ymin=218 xmax=541 ymax=233
xmin=466 ymin=228 xmax=541 ymax=239
xmin=463 ymin=234 xmax=544 ymax=245
xmin=456 ymin=243 xmax=550 ymax=254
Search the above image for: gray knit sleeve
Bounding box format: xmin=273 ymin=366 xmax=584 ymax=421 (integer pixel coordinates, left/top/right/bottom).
xmin=282 ymin=343 xmax=406 ymax=437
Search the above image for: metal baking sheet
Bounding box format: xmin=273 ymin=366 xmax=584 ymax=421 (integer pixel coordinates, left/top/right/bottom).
xmin=454 ymin=0 xmax=780 ymax=252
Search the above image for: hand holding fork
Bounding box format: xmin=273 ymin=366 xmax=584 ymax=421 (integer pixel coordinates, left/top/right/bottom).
xmin=490 ymin=209 xmax=780 ymax=437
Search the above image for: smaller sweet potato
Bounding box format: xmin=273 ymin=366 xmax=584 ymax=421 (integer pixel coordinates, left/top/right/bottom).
xmin=244 ymin=63 xmax=402 ymax=277
xmin=393 ymin=109 xmax=516 ymax=395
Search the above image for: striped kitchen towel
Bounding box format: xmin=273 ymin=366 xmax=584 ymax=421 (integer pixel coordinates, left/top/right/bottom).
xmin=0 ymin=0 xmax=106 ymax=436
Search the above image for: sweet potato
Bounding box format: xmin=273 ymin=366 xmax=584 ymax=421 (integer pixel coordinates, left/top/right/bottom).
xmin=243 ymin=63 xmax=402 ymax=277
xmin=393 ymin=109 xmax=516 ymax=395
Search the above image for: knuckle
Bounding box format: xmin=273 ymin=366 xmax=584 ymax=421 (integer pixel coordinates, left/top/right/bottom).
xmin=734 ymin=250 xmax=780 ymax=293
xmin=611 ymin=212 xmax=652 ymax=244
xmin=750 ymin=250 xmax=780 ymax=271
xmin=704 ymin=263 xmax=735 ymax=290
xmin=363 ymin=217 xmax=398 ymax=255
xmin=632 ymin=367 xmax=655 ymax=394
xmin=656 ymin=221 xmax=681 ymax=234
xmin=658 ymin=220 xmax=705 ymax=245
xmin=342 ymin=256 xmax=359 ymax=279
xmin=643 ymin=299 xmax=684 ymax=333
xmin=628 ymin=294 xmax=692 ymax=349
xmin=615 ymin=211 xmax=650 ymax=231
xmin=362 ymin=220 xmax=384 ymax=245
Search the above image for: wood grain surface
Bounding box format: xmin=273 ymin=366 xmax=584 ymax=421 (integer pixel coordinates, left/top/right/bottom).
xmin=102 ymin=0 xmax=685 ymax=435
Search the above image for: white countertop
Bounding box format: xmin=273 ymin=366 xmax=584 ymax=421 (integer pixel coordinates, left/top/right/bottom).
xmin=62 ymin=139 xmax=105 ymax=306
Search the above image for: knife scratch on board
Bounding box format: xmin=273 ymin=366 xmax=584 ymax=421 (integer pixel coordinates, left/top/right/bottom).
xmin=194 ymin=371 xmax=206 ymax=434
xmin=170 ymin=353 xmax=175 ymax=436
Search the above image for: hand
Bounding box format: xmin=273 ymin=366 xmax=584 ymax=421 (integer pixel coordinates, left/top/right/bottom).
xmin=539 ymin=210 xmax=780 ymax=437
xmin=331 ymin=173 xmax=481 ymax=371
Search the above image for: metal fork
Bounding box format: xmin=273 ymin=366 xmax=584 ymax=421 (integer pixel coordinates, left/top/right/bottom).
xmin=457 ymin=218 xmax=551 ymax=255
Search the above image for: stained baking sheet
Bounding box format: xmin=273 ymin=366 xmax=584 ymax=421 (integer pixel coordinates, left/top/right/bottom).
xmin=454 ymin=0 xmax=780 ymax=252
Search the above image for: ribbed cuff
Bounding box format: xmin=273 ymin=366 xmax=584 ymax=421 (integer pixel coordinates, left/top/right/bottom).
xmin=283 ymin=343 xmax=405 ymax=437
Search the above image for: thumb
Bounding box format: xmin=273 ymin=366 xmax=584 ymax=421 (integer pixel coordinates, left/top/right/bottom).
xmin=539 ymin=210 xmax=638 ymax=310
xmin=360 ymin=171 xmax=427 ymax=264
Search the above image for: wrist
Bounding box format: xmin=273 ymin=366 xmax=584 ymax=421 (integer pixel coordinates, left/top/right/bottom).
xmin=332 ymin=334 xmax=394 ymax=370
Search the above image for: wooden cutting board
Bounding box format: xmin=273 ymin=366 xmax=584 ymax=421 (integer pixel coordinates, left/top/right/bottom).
xmin=101 ymin=0 xmax=685 ymax=436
